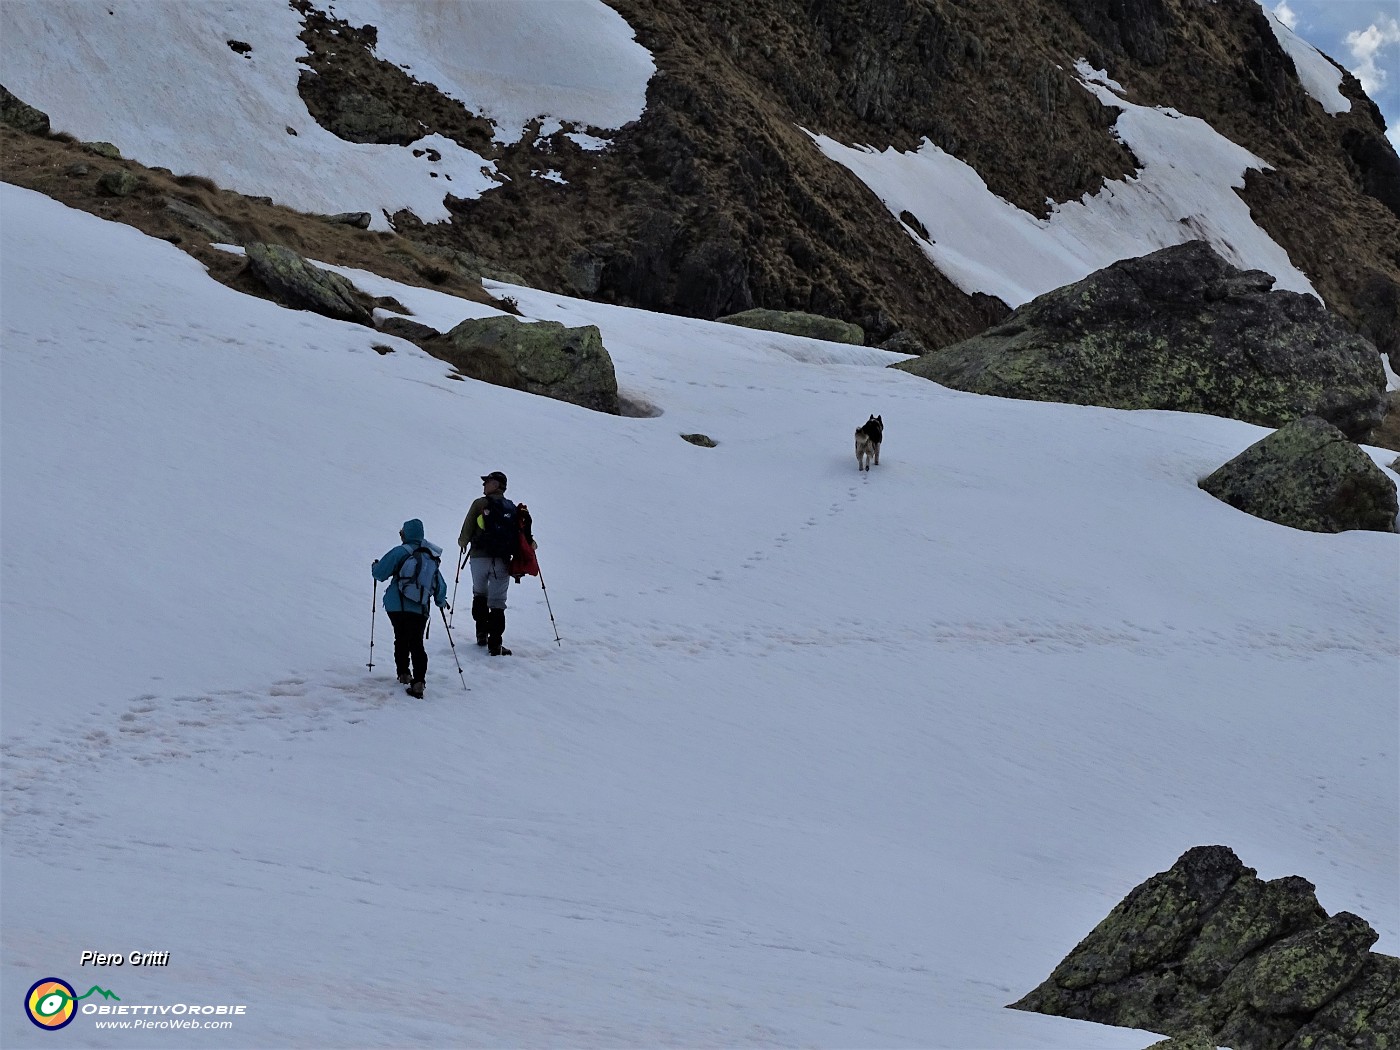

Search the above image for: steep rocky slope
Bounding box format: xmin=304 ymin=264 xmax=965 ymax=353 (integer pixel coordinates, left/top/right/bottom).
xmin=5 ymin=0 xmax=1397 ymax=365
xmin=367 ymin=0 xmax=1398 ymax=358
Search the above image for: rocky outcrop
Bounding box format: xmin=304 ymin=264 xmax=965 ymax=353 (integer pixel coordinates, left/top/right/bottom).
xmin=1060 ymin=0 xmax=1173 ymax=66
xmin=163 ymin=197 xmax=237 ymax=244
xmin=244 ymin=242 xmax=373 ymax=326
xmin=96 ymin=170 xmax=142 ymax=197
xmin=1199 ymin=416 xmax=1399 ymax=533
xmin=376 ymin=316 xmax=441 ymax=343
xmin=427 ymin=315 xmax=620 ymax=414
xmin=0 ymin=84 xmax=49 ymax=135
xmin=297 ymin=73 xmax=422 ymax=145
xmin=717 ymin=308 xmax=864 ymax=344
xmin=321 ymin=211 xmax=373 ymax=229
xmin=1011 ymin=846 xmax=1399 ymax=1050
xmin=82 ymin=141 xmax=122 ymax=159
xmin=880 ymin=331 xmax=928 ymax=356
xmin=897 ymin=242 xmax=1387 ymax=441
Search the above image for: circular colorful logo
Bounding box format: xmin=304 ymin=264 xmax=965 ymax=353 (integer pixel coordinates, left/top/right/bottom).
xmin=25 ymin=978 xmax=77 ymax=1030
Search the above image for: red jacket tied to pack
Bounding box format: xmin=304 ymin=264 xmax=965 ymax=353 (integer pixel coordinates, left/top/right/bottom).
xmin=510 ymin=503 xmax=539 ymax=582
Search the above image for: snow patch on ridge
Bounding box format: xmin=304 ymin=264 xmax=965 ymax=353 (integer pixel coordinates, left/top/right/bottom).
xmin=809 ymin=62 xmax=1317 ymax=308
xmin=1256 ymin=0 xmax=1352 ymax=115
xmin=0 ymin=0 xmax=652 ymax=229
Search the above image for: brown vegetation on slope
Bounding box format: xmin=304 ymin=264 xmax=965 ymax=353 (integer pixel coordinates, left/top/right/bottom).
xmin=0 ymin=123 xmax=500 ymax=318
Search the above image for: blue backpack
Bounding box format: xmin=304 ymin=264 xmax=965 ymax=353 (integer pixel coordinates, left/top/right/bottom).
xmin=394 ymin=545 xmax=440 ymax=607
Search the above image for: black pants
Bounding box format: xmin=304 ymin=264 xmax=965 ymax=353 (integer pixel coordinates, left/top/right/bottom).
xmin=387 ymin=610 xmax=428 ymax=681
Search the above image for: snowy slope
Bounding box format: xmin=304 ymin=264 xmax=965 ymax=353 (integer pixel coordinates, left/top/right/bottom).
xmin=811 ymin=61 xmax=1317 ymax=307
xmin=2 ymin=184 xmax=1396 ymax=1048
xmin=0 ymin=0 xmax=652 ymax=228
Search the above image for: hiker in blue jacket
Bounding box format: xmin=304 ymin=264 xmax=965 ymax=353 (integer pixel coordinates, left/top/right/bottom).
xmin=372 ymin=518 xmax=448 ymax=698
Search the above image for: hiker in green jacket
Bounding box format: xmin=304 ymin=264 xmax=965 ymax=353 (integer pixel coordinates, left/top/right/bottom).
xmin=459 ymin=471 xmax=535 ymax=655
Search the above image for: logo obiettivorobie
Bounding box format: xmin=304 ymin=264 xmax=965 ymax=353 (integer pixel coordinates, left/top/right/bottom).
xmin=25 ymin=978 xmax=119 ymax=1031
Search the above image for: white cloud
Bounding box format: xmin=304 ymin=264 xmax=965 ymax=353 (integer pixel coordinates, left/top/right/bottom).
xmin=1345 ymin=16 xmax=1400 ymax=97
xmin=1273 ymin=0 xmax=1299 ymax=31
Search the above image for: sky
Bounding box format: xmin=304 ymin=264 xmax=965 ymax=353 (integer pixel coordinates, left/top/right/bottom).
xmin=1 ymin=3 xmax=1398 ymax=1047
xmin=1273 ymin=0 xmax=1400 ymax=147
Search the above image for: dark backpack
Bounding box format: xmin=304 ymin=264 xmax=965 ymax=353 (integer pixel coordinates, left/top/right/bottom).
xmin=394 ymin=545 xmax=440 ymax=607
xmin=477 ymin=496 xmax=518 ymax=559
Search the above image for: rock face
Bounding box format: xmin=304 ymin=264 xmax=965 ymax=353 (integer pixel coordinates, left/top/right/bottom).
xmin=244 ymin=242 xmax=373 ymax=326
xmin=0 ymin=83 xmax=49 ymax=134
xmin=1011 ymin=846 xmax=1399 ymax=1050
xmin=287 ymin=0 xmax=1399 ymax=363
xmin=717 ymin=309 xmax=865 ymax=344
xmin=1199 ymin=416 xmax=1399 ymax=533
xmin=428 ymin=315 xmax=620 ymax=415
xmin=897 ymin=242 xmax=1387 ymax=441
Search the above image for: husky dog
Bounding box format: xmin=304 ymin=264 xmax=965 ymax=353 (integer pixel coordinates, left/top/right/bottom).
xmin=854 ymin=414 xmax=883 ymax=471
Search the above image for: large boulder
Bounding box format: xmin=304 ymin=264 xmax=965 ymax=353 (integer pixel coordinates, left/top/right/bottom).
xmin=1199 ymin=416 xmax=1399 ymax=533
xmin=716 ymin=308 xmax=865 ymax=345
xmin=1011 ymin=846 xmax=1397 ymax=1050
xmin=897 ymin=241 xmax=1387 ymax=441
xmin=428 ymin=315 xmax=620 ymax=414
xmin=0 ymin=84 xmax=49 ymax=135
xmin=244 ymin=243 xmax=373 ymax=326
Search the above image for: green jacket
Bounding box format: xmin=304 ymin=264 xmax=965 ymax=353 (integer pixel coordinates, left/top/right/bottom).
xmin=459 ymin=495 xmax=536 ymax=559
xmin=458 ymin=495 xmax=492 ymax=557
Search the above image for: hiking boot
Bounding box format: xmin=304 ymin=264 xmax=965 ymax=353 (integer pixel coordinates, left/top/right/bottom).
xmin=397 ymin=671 xmax=412 ymax=685
xmin=487 ymin=608 xmax=510 ymax=655
xmin=406 ymin=680 xmax=425 ymax=699
xmin=472 ymin=594 xmax=489 ymax=646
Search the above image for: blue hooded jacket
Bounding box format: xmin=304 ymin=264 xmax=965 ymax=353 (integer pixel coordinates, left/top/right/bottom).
xmin=373 ymin=518 xmax=448 ymax=614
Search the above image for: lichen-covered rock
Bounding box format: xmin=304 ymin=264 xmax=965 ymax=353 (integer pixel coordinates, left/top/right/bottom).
xmin=1199 ymin=416 xmax=1399 ymax=533
xmin=1181 ymin=875 xmax=1326 ymax=989
xmin=1011 ymin=846 xmax=1400 ymax=1050
xmin=244 ymin=242 xmax=373 ymax=326
xmin=0 ymin=84 xmax=50 ymax=135
xmin=1243 ymin=913 xmax=1378 ymax=1015
xmin=1014 ymin=845 xmax=1247 ymax=1008
xmin=430 ymin=315 xmax=620 ymax=414
xmin=680 ymin=433 xmax=717 ymax=447
xmin=96 ymin=170 xmax=142 ymax=197
xmin=82 ymin=141 xmax=122 ymax=159
xmin=1293 ymin=953 xmax=1400 ymax=1050
xmin=717 ymin=308 xmax=865 ymax=345
xmin=897 ymin=241 xmax=1387 ymax=441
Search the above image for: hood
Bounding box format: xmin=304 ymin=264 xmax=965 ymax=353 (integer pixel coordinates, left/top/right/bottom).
xmin=400 ymin=519 xmax=443 ymax=558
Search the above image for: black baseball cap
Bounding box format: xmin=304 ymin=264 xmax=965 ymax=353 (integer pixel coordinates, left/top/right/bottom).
xmin=481 ymin=471 xmax=508 ymax=486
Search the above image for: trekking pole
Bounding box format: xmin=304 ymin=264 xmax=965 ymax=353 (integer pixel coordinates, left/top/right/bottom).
xmin=536 ymin=563 xmax=562 ymax=646
xmin=439 ymin=605 xmax=469 ymax=690
xmin=449 ymin=549 xmax=466 ymax=628
xmin=368 ymin=578 xmax=378 ymax=671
